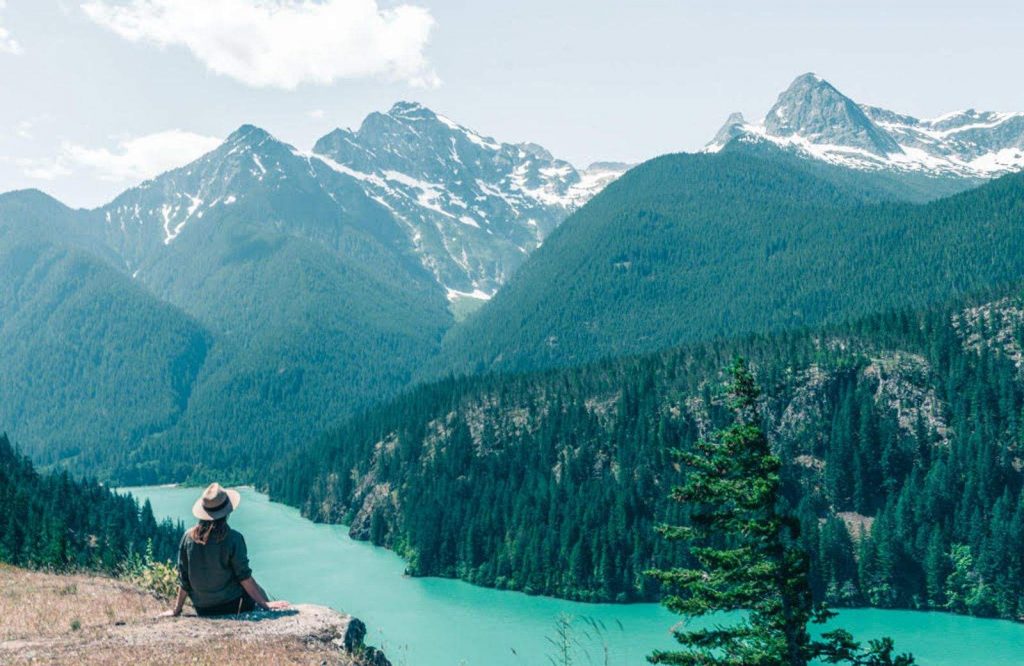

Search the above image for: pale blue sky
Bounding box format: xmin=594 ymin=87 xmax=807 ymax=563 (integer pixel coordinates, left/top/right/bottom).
xmin=2 ymin=0 xmax=1022 ymax=207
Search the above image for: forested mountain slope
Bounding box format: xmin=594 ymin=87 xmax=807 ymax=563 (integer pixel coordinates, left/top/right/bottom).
xmin=0 ymin=127 xmax=453 ymax=482
xmin=434 ymin=146 xmax=1024 ymax=376
xmin=0 ymin=104 xmax=622 ymax=482
xmin=0 ymin=191 xmax=210 ymax=470
xmin=93 ymin=126 xmax=453 ymax=481
xmin=272 ymin=286 xmax=1024 ymax=620
xmin=0 ymin=432 xmax=179 ymax=570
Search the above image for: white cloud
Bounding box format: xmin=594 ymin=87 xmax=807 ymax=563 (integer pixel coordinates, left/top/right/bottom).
xmin=0 ymin=26 xmax=19 ymax=54
xmin=19 ymin=130 xmax=221 ymax=182
xmin=81 ymin=0 xmax=439 ymax=89
xmin=17 ymin=157 xmax=72 ymax=181
xmin=0 ymin=0 xmax=23 ymax=55
xmin=15 ymin=120 xmax=34 ymax=139
xmin=308 ymin=109 xmax=326 ymax=120
xmin=64 ymin=130 xmax=222 ymax=181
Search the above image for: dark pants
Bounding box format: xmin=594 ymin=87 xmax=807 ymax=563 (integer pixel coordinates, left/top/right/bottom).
xmin=195 ymin=591 xmax=257 ymax=617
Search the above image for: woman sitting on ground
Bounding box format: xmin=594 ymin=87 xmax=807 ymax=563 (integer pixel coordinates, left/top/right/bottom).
xmin=167 ymin=483 xmax=290 ymax=617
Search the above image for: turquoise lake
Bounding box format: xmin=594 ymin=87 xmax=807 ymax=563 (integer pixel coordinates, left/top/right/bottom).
xmin=128 ymin=485 xmax=1024 ymax=665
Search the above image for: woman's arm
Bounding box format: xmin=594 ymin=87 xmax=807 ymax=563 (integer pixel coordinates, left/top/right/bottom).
xmin=240 ymin=577 xmax=289 ymax=610
xmin=172 ymin=587 xmax=188 ymax=616
xmin=231 ymin=532 xmax=288 ymax=610
xmin=164 ymin=534 xmax=190 ymax=617
xmin=161 ymin=587 xmax=188 ymax=617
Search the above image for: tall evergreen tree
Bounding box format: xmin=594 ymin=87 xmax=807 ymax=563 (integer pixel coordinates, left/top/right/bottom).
xmin=647 ymin=359 xmax=914 ymax=666
xmin=647 ymin=358 xmax=818 ymax=665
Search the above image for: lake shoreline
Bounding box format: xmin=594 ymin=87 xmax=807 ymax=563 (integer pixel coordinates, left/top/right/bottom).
xmin=120 ymin=484 xmax=1024 ymax=623
xmin=130 ymin=484 xmax=1024 ymax=666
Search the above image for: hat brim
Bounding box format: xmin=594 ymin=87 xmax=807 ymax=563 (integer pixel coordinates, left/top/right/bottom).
xmin=192 ymin=488 xmax=241 ymax=520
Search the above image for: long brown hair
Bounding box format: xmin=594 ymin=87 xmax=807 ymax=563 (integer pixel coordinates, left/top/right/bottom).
xmin=190 ymin=517 xmax=229 ymax=545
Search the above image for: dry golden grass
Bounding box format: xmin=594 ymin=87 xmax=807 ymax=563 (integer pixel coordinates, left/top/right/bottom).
xmin=0 ymin=563 xmax=161 ymax=640
xmin=0 ymin=564 xmax=371 ymax=665
xmin=4 ymin=636 xmax=356 ymax=665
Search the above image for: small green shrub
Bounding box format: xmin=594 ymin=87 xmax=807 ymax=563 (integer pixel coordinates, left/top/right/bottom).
xmin=120 ymin=540 xmax=179 ymax=600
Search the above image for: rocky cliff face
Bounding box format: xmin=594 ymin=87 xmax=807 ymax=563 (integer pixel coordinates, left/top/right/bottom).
xmin=953 ymin=297 xmax=1024 ymax=371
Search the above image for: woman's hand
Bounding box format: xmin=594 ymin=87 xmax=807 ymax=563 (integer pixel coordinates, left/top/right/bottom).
xmin=241 ymin=577 xmax=289 ymax=611
xmin=159 ymin=608 xmax=182 ymax=618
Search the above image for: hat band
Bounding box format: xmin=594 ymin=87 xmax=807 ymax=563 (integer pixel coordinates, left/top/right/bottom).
xmin=203 ymin=497 xmax=230 ymax=514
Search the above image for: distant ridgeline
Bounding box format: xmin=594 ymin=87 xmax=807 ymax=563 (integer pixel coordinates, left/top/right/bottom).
xmin=271 ymin=286 xmax=1024 ymax=619
xmin=0 ymin=433 xmax=179 ymax=571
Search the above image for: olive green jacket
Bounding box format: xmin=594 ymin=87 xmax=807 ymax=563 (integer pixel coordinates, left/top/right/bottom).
xmin=177 ymin=528 xmax=253 ymax=609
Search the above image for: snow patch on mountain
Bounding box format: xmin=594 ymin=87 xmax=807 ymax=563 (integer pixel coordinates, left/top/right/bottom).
xmin=94 ymin=105 xmax=628 ymax=309
xmin=707 ymin=73 xmax=1024 ymax=179
xmin=446 ymin=287 xmax=492 ymax=302
xmin=310 ymin=101 xmax=630 ymax=296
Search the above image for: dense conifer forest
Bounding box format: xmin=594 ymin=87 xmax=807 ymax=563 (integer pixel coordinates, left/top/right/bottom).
xmin=0 ymin=433 xmax=179 ymax=571
xmin=271 ymin=286 xmax=1024 ymax=620
xmin=3 ymin=145 xmax=1021 ymax=487
xmin=0 ymin=188 xmax=450 ymax=485
xmin=433 ymin=147 xmax=1024 ymax=377
xmin=0 ymin=194 xmax=211 ymax=475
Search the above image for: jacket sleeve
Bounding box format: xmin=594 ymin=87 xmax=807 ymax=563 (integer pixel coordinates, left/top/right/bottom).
xmin=230 ymin=532 xmax=254 ymax=582
xmin=177 ymin=533 xmax=192 ymax=592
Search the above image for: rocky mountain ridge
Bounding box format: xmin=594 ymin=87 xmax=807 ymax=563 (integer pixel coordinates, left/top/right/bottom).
xmin=99 ymin=102 xmax=628 ymax=310
xmin=707 ymin=73 xmax=1024 ymax=178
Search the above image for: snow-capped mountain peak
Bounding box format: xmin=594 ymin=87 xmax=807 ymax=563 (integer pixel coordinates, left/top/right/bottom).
xmin=707 ymin=74 xmax=1024 ymax=178
xmin=99 ymin=107 xmax=628 ymax=311
xmin=763 ymin=72 xmax=901 ymax=156
xmin=98 ymin=124 xmax=295 ymax=250
xmin=308 ymin=102 xmax=629 ymax=301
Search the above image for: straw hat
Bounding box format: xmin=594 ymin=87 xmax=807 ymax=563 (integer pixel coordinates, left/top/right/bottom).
xmin=192 ymin=483 xmax=241 ymax=520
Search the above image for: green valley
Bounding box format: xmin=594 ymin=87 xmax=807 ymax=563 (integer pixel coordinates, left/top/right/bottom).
xmin=5 ymin=8 xmax=1024 ymax=664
